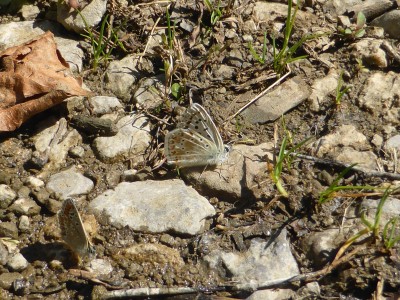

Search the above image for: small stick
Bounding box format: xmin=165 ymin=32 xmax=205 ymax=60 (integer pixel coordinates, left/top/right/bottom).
xmin=139 ymin=17 xmax=161 ymax=64
xmin=99 ymin=287 xmax=198 ymax=299
xmin=291 ymin=152 xmax=400 ymax=180
xmin=225 ymin=65 xmax=291 ymax=122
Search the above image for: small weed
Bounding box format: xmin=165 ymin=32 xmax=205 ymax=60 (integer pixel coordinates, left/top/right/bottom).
xmin=337 ymin=11 xmax=366 ymax=40
xmin=171 ymin=83 xmax=184 ymax=101
xmin=335 ymin=71 xmax=351 ymax=106
xmin=234 ymin=116 xmax=243 ymax=133
xmin=204 ymin=0 xmax=222 ymax=26
xmin=318 ymin=164 xmax=383 ymax=204
xmin=383 ymin=217 xmax=400 ymax=249
xmin=272 ymin=0 xmax=310 ymax=75
xmin=79 ymin=12 xmax=126 ymax=70
xmin=248 ymin=32 xmax=268 ymax=64
xmin=160 ymin=8 xmax=184 ymax=99
xmin=332 ymin=188 xmax=394 ymax=261
xmin=272 ymin=131 xmax=311 ymax=197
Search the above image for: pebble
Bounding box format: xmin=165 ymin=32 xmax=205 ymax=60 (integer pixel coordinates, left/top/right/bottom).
xmin=25 ymin=177 xmax=44 ymax=188
xmin=46 ymin=167 xmax=94 ymax=200
xmin=18 ymin=216 xmax=30 ymax=233
xmin=7 ymin=253 xmax=28 ymax=272
xmin=0 ymin=222 xmax=18 ymax=239
xmin=89 ymin=96 xmax=123 ymax=115
xmin=9 ymin=198 xmax=41 ymax=216
xmin=89 ymin=180 xmax=216 ymax=235
xmin=0 ymin=185 xmax=17 ymax=209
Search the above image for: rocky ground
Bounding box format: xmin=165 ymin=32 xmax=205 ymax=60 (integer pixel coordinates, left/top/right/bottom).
xmin=1 ymin=0 xmax=400 ymax=299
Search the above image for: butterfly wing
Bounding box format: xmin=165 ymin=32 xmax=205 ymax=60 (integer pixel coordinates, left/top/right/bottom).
xmin=177 ymin=103 xmax=225 ymax=153
xmin=58 ymin=199 xmax=94 ymax=257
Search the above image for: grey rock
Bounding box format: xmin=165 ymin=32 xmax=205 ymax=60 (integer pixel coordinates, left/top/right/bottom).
xmin=351 ymin=39 xmax=387 ymax=68
xmin=360 ymin=197 xmax=400 ymax=226
xmin=93 ymin=114 xmax=151 ymax=163
xmin=336 ymin=148 xmax=378 ymax=170
xmin=247 ymin=289 xmax=295 ymax=300
xmin=241 ymin=76 xmax=311 ymax=124
xmin=0 ymin=272 xmax=23 ymax=290
xmin=7 ymin=253 xmax=28 ymax=271
xmin=0 ymin=241 xmax=8 ymax=265
xmin=372 ymin=134 xmax=384 ymax=148
xmin=89 ymin=259 xmax=113 ymax=276
xmin=300 ymin=229 xmax=344 ymax=267
xmin=184 ymin=143 xmax=274 ymax=200
xmin=0 ymin=222 xmax=18 ymax=239
xmin=311 ymin=124 xmax=378 ymax=170
xmin=46 ymin=167 xmax=94 ymax=200
xmin=68 ymin=146 xmax=85 ymax=158
xmin=18 ymin=216 xmax=30 ymax=233
xmin=348 ymin=0 xmax=394 ymax=20
xmin=308 ymin=69 xmax=339 ymax=112
xmin=371 ymin=10 xmax=400 ymax=39
xmin=57 ymin=0 xmax=107 ymax=33
xmin=44 ymin=198 xmax=62 ymax=214
xmin=89 ymin=180 xmax=216 ymax=235
xmin=9 ymin=198 xmax=41 ymax=216
xmin=105 ymin=56 xmax=138 ymax=100
xmin=358 ymin=72 xmax=400 ymax=125
xmin=320 ymin=0 xmax=363 ymax=16
xmin=133 ymin=76 xmax=165 ymax=110
xmin=253 ymin=2 xmax=317 ymax=31
xmin=204 ymin=230 xmax=299 ymax=291
xmin=24 ymin=177 xmax=44 ymax=188
xmin=213 ymin=65 xmax=235 ymax=79
xmin=32 ymin=118 xmax=82 ymax=178
xmin=0 ymin=185 xmax=17 ymax=209
xmin=89 ymin=96 xmax=123 ymax=115
xmin=19 ymin=4 xmax=40 ymax=20
xmin=386 ymin=135 xmax=400 ymax=149
xmin=54 ymin=36 xmax=85 ymax=73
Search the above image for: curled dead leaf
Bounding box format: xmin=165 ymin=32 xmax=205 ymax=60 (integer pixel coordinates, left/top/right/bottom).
xmin=0 ymin=31 xmax=91 ymax=132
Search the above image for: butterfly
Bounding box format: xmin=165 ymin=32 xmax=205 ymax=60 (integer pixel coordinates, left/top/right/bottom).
xmin=58 ymin=199 xmax=95 ymax=258
xmin=165 ymin=103 xmax=230 ymax=167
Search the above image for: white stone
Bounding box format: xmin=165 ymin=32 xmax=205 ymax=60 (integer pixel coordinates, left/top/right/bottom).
xmin=105 ymin=56 xmax=138 ymax=100
xmin=0 ymin=185 xmax=17 ymax=209
xmin=358 ymin=72 xmax=400 ymax=125
xmin=89 ymin=259 xmax=113 ymax=275
xmin=184 ymin=143 xmax=274 ymax=200
xmin=7 ymin=253 xmax=28 ymax=271
xmin=25 ymin=176 xmax=45 ymax=188
xmin=93 ymin=113 xmax=151 ymax=163
xmin=89 ymin=180 xmax=216 ymax=235
xmin=133 ymin=76 xmax=165 ymax=110
xmin=308 ymin=69 xmax=339 ymax=112
xmin=241 ymin=76 xmax=311 ymax=123
xmin=204 ymin=230 xmax=299 ymax=291
xmin=46 ymin=167 xmax=94 ymax=200
xmin=89 ymin=96 xmax=123 ymax=115
xmin=19 ymin=4 xmax=40 ymax=20
xmin=18 ymin=216 xmax=30 ymax=233
xmin=57 ymin=0 xmax=107 ymax=33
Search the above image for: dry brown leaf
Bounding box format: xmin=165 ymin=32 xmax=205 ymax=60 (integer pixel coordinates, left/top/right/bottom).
xmin=0 ymin=31 xmax=91 ymax=132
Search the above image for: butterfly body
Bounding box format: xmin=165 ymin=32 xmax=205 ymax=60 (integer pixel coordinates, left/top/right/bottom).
xmin=165 ymin=103 xmax=230 ymax=167
xmin=58 ymin=198 xmax=95 ymax=258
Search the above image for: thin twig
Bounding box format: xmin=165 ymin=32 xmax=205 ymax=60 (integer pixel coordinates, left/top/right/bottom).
xmin=225 ymin=65 xmax=291 ymax=122
xmin=99 ymin=287 xmax=198 ymax=299
xmin=291 ymin=152 xmax=400 ymax=180
xmin=139 ymin=17 xmax=161 ymax=64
